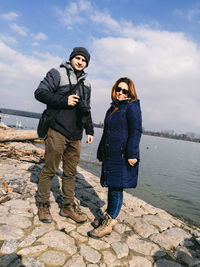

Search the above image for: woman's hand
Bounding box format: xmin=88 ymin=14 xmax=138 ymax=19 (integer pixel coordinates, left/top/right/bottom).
xmin=128 ymin=158 xmax=138 ymax=166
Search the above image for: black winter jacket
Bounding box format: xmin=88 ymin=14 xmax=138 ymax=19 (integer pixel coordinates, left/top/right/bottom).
xmin=34 ymin=61 xmax=94 ymax=140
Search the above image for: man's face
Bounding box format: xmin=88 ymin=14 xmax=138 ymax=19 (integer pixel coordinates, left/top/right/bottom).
xmin=71 ymin=55 xmax=87 ymax=72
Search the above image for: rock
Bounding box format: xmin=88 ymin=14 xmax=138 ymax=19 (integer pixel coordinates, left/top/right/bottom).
xmin=56 ymin=220 xmax=76 ymax=233
xmin=77 ymin=222 xmax=92 ymax=236
xmin=38 ymin=250 xmax=67 ymax=266
xmin=0 ymin=225 xmax=24 ymax=240
xmin=129 ymin=256 xmax=152 ymax=267
xmin=80 ymin=244 xmax=101 ymax=263
xmin=23 ymin=256 xmax=45 ymax=267
xmin=111 ymin=241 xmax=129 ymax=259
xmin=0 ymin=239 xmax=18 ymax=253
xmin=0 ymin=253 xmax=22 ymax=267
xmin=175 ymin=247 xmax=200 ymax=266
xmin=129 ymin=217 xmax=159 ymax=238
xmin=3 ymin=199 xmax=31 ymax=210
xmin=142 ymin=214 xmax=174 ymax=231
xmin=31 ymin=224 xmax=54 ymax=237
xmin=18 ymin=245 xmax=48 ymax=256
xmin=127 ymin=234 xmax=166 ymax=256
xmin=38 ymin=230 xmax=77 ymax=255
xmin=18 ymin=235 xmax=36 ymax=247
xmin=0 ymin=205 xmax=9 ymax=214
xmin=102 ymin=251 xmax=121 ymax=266
xmin=102 ymin=230 xmax=121 ymax=243
xmin=154 ymin=259 xmax=184 ymax=266
xmin=88 ymin=237 xmax=110 ymax=250
xmin=70 ymin=231 xmax=88 ymax=242
xmin=4 ymin=214 xmax=32 ymax=229
xmin=150 ymin=227 xmax=191 ymax=250
xmin=113 ymin=223 xmax=131 ymax=234
xmin=63 ymin=254 xmax=86 ymax=267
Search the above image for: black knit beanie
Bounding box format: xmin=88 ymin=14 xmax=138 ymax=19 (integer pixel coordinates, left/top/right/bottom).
xmin=69 ymin=47 xmax=90 ymax=67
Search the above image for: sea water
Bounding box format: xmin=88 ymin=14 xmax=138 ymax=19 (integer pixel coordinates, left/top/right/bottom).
xmin=1 ymin=114 xmax=200 ymax=226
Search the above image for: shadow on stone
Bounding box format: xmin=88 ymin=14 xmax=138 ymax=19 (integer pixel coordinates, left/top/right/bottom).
xmin=28 ymin=164 xmax=63 ymax=208
xmin=153 ymin=236 xmax=200 ymax=266
xmin=28 ymin=164 xmax=105 ymax=219
xmin=0 ymin=253 xmax=24 ymax=267
xmin=75 ymin=171 xmax=105 ymax=220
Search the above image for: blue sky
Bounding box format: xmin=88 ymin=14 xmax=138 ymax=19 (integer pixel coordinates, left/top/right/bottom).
xmin=0 ymin=0 xmax=200 ymax=134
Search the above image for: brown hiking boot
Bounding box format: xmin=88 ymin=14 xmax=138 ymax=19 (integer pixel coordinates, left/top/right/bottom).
xmin=60 ymin=203 xmax=87 ymax=223
xmin=92 ymin=214 xmax=117 ymax=229
xmin=88 ymin=213 xmax=116 ymax=239
xmin=38 ymin=202 xmax=52 ymax=223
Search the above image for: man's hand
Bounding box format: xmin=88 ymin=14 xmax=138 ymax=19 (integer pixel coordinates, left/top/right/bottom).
xmin=86 ymin=135 xmax=93 ymax=144
xmin=68 ymin=94 xmax=80 ymax=106
xmin=128 ymin=158 xmax=138 ymax=166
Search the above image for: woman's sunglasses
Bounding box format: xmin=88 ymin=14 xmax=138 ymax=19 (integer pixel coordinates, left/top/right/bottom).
xmin=115 ymin=87 xmax=129 ymax=95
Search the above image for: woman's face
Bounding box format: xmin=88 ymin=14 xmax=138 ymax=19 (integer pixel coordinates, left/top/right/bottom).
xmin=116 ymin=82 xmax=129 ymax=101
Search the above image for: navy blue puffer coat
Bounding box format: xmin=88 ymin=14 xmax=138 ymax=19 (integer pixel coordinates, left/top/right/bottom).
xmin=97 ymin=99 xmax=142 ymax=188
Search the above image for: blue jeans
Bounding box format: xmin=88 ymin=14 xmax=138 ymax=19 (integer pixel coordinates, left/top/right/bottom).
xmin=107 ymin=187 xmax=123 ymax=219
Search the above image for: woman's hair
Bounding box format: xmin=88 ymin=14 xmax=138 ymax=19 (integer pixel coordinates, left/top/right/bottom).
xmin=111 ymin=77 xmax=137 ymax=101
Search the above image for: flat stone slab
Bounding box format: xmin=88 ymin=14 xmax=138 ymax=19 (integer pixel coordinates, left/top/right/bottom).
xmin=18 ymin=245 xmax=48 ymax=256
xmin=0 ymin=225 xmax=24 ymax=240
xmin=80 ymin=244 xmax=101 ymax=264
xmin=111 ymin=241 xmax=129 ymax=259
xmin=129 ymin=256 xmax=152 ymax=267
xmin=31 ymin=224 xmax=54 ymax=237
xmin=38 ymin=230 xmax=77 ymax=255
xmin=38 ymin=250 xmax=67 ymax=266
xmin=63 ymin=254 xmax=85 ymax=267
xmin=23 ymin=257 xmax=45 ymax=267
xmin=1 ymin=214 xmax=32 ymax=229
xmin=3 ymin=199 xmax=31 ymax=210
xmin=0 ymin=239 xmax=18 ymax=254
xmin=154 ymin=259 xmax=184 ymax=267
xmin=129 ymin=217 xmax=159 ymax=238
xmin=127 ymin=234 xmax=166 ymax=256
xmin=150 ymin=227 xmax=192 ymax=250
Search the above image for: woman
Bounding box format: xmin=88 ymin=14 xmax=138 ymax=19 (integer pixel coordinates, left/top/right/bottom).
xmin=88 ymin=77 xmax=142 ymax=239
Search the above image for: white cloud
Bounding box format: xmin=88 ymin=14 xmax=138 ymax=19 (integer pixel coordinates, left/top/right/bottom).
xmin=10 ymin=23 xmax=28 ymax=36
xmin=0 ymin=34 xmax=17 ymax=45
xmin=32 ymin=32 xmax=48 ymax=41
xmin=173 ymin=7 xmax=200 ymax=23
xmin=187 ymin=8 xmax=200 ymax=21
xmin=55 ymin=0 xmax=93 ymax=28
xmin=91 ymin=10 xmax=121 ymax=32
xmin=87 ymin=21 xmax=200 ymax=133
xmin=0 ymin=12 xmax=18 ymax=21
xmin=31 ymin=42 xmax=39 ymax=47
xmin=0 ymin=40 xmax=61 ymax=112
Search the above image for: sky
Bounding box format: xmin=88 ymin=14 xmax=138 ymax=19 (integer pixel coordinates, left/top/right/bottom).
xmin=0 ymin=0 xmax=200 ymax=134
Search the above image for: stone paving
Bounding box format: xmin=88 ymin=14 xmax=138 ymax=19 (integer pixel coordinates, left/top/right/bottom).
xmin=0 ymin=142 xmax=200 ymax=267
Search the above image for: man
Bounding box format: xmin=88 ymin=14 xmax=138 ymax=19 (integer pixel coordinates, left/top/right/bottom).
xmin=35 ymin=47 xmax=94 ymax=223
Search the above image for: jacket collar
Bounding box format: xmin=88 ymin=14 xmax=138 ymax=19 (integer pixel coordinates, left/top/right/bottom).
xmin=111 ymin=98 xmax=131 ymax=108
xmin=60 ymin=60 xmax=88 ymax=80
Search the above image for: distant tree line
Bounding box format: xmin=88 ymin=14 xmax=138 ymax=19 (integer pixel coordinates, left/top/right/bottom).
xmin=1 ymin=108 xmax=200 ymax=143
xmin=94 ymin=122 xmax=200 ymax=143
xmin=142 ymin=128 xmax=200 ymax=143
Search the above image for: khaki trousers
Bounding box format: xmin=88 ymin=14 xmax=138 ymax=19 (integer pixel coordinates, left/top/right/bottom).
xmin=38 ymin=128 xmax=81 ymax=205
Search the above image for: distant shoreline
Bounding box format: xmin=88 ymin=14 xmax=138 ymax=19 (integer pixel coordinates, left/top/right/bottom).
xmin=1 ymin=107 xmax=200 ymax=143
